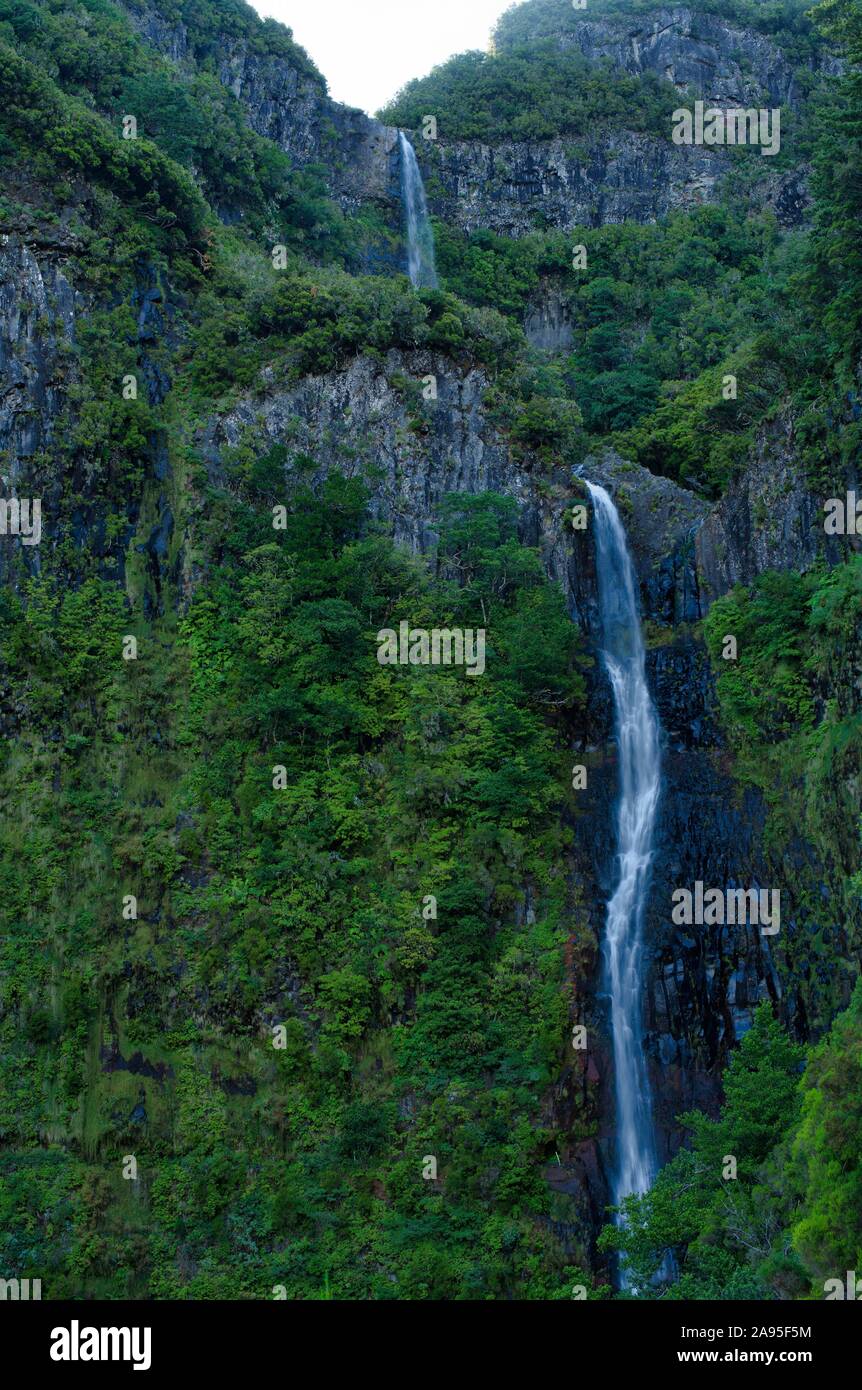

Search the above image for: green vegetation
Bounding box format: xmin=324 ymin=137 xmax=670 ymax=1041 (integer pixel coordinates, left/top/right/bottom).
xmin=0 ymin=0 xmax=340 ymax=252
xmin=0 ymin=0 xmax=860 ymax=1304
xmin=436 ymin=209 xmax=816 ymax=493
xmin=807 ymin=0 xmax=862 ymax=371
xmin=382 ymin=0 xmax=829 ymax=143
xmin=0 ymin=481 xmax=594 ymax=1298
xmin=701 ymin=561 xmax=862 ymax=1028
xmin=379 ymin=44 xmax=681 ymax=142
xmin=599 ymin=993 xmax=862 ymax=1297
xmin=495 ymin=0 xmax=824 ymax=62
xmin=185 ymin=256 xmax=523 ymax=401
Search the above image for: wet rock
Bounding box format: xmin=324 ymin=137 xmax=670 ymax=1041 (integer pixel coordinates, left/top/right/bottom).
xmin=580 ymin=448 xmax=709 ymax=624
xmin=422 ymin=133 xmax=744 ymax=239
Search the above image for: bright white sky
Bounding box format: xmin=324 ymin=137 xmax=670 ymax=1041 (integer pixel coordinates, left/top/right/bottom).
xmin=249 ymin=0 xmax=513 ymax=115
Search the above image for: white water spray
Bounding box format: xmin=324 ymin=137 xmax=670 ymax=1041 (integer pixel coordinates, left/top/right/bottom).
xmin=586 ymin=482 xmax=662 ymax=1276
xmin=399 ymin=131 xmax=438 ymax=290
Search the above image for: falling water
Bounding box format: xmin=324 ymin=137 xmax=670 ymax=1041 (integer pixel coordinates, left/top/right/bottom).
xmin=398 ymin=131 xmax=438 ymax=290
xmin=586 ymin=481 xmax=662 ymax=1282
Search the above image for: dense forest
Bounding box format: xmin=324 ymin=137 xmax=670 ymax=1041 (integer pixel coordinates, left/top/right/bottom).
xmin=0 ymin=0 xmax=860 ymax=1303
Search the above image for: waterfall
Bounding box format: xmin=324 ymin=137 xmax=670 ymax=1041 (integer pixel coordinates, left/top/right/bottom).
xmin=586 ymin=481 xmax=662 ymax=1282
xmin=398 ymin=131 xmax=438 ymax=290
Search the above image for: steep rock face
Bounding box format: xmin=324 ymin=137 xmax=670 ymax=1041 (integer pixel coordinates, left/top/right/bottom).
xmin=0 ymin=202 xmax=183 ymax=605
xmin=0 ymin=235 xmax=79 ymax=479
xmin=516 ymin=5 xmax=841 ymax=108
xmin=204 ymin=354 xmax=793 ymax=1172
xmin=0 ymin=231 xmax=83 ymax=586
xmin=646 ymin=752 xmax=780 ymax=1155
xmin=695 ymin=410 xmax=859 ymax=606
xmin=424 ymin=133 xmax=718 ymax=236
xmin=214 ymin=52 xmax=399 ymax=214
xmin=574 ymin=718 xmax=777 ymax=1170
xmin=568 ymin=446 xmax=844 ymax=1168
xmin=649 ymin=635 xmax=719 ymax=748
xmin=121 ymin=0 xmax=400 ymax=215
xmin=525 ymin=279 xmax=575 ymax=351
xmin=580 ymin=448 xmax=707 ymax=626
xmin=202 ymin=354 xmax=722 ymax=644
xmin=412 ymin=3 xmax=829 ymax=236
xmin=203 ymin=351 xmax=596 ymax=621
xmin=124 ymin=1 xmax=814 ymax=242
xmin=419 ymin=134 xmax=809 ymax=237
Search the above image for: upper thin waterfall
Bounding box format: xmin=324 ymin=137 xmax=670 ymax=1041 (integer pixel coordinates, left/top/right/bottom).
xmin=586 ymin=481 xmax=663 ymax=1284
xmin=398 ymin=131 xmax=439 ymax=289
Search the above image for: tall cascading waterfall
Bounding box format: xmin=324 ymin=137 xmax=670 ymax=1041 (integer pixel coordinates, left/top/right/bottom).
xmin=398 ymin=131 xmax=439 ymax=289
xmin=586 ymin=481 xmax=663 ymax=1284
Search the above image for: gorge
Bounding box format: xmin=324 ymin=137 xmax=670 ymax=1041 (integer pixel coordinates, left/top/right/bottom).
xmin=0 ymin=0 xmax=860 ymax=1305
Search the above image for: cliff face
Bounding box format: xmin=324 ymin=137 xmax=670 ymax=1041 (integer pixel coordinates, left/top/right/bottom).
xmin=1 ymin=219 xmax=848 ymax=1241
xmin=203 ymin=344 xmax=837 ymax=1181
xmin=122 ymin=0 xmax=820 ymax=245
xmin=2 ymin=0 xmax=858 ymax=1297
xmin=578 ymin=450 xmax=707 ymax=625
xmin=413 ymin=0 xmax=830 ymax=236
xmin=506 ymin=5 xmax=841 ymax=106
xmin=421 ymin=136 xmax=810 ymax=237
xmin=566 ymin=456 xmax=781 ymax=1163
xmin=203 ymin=359 xmax=719 ymax=642
xmin=423 ymin=133 xmax=737 ymax=237
xmin=0 ymin=231 xmax=81 ymax=587
xmin=0 ymin=211 xmax=180 ymax=600
xmin=204 ymin=352 xmax=590 ymax=624
xmin=696 ymin=408 xmax=861 ymax=603
xmin=0 ymin=234 xmax=81 ymax=467
xmin=121 ymin=0 xmax=401 ymax=215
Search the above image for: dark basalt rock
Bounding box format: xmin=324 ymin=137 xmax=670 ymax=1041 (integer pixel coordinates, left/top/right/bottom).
xmin=420 ymin=133 xmax=772 ymax=239
xmin=649 ymin=638 xmax=720 ymax=750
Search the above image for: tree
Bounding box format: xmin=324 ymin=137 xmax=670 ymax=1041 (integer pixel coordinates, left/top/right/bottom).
xmin=788 ymin=978 xmax=862 ymax=1282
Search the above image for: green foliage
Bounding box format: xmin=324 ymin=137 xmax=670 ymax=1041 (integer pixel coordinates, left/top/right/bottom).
xmin=788 ymin=978 xmax=862 ymax=1282
xmin=435 ymin=209 xmax=816 ymax=492
xmin=704 ymin=570 xmax=816 ymax=746
xmin=495 ymin=0 xmax=825 ymax=65
xmin=0 ymin=0 xmax=346 ymax=256
xmin=704 ymin=559 xmax=862 ymax=804
xmin=704 ymin=559 xmax=862 ymax=1033
xmin=1 ymin=0 xmax=860 ymax=1306
xmin=185 ymin=258 xmax=523 ymax=401
xmin=805 ymin=0 xmax=862 ymax=372
xmin=0 ymin=36 xmax=208 ymax=247
xmin=599 ymin=1004 xmax=805 ymax=1296
xmin=0 ymin=463 xmax=591 ymax=1296
xmin=379 ymin=44 xmax=681 ymax=143
xmin=127 ymin=0 xmax=325 ymax=83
